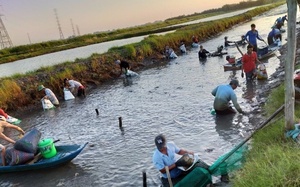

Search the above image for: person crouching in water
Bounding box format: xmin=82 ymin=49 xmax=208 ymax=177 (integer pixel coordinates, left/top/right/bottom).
xmin=211 ymin=79 xmax=245 ymax=115
xmin=115 ymin=59 xmax=130 ymax=76
xmin=64 ymin=78 xmax=86 ymax=97
xmin=38 ymin=85 xmax=60 ymax=106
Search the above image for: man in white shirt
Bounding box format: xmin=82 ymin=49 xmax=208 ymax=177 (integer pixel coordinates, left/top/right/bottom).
xmin=64 ymin=78 xmax=86 ymax=97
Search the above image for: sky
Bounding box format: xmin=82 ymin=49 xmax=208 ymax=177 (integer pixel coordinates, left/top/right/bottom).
xmin=0 ymin=0 xmax=242 ymax=46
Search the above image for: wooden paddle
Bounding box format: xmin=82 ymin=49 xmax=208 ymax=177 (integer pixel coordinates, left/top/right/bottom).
xmin=165 ymin=166 xmax=173 ymax=187
xmin=27 ymin=139 xmax=60 ymax=165
xmin=234 ymin=42 xmax=244 ymax=78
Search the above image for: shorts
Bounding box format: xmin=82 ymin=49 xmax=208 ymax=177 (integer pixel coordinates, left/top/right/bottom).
xmin=77 ymin=86 xmax=85 ymax=97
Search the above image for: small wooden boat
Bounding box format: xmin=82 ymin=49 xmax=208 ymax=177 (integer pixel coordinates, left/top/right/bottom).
xmin=223 ymin=63 xmax=242 ymax=71
xmin=257 ymin=44 xmax=278 ymax=60
xmin=223 ymin=58 xmax=242 ymax=71
xmin=0 ymin=142 xmax=88 ymax=173
xmin=209 ymin=52 xmax=228 ymax=57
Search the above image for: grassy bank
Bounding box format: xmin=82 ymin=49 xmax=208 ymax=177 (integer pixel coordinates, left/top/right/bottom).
xmin=232 ymin=32 xmax=300 ymax=186
xmin=232 ymin=84 xmax=300 ymax=186
xmin=0 ymin=1 xmax=282 ymax=64
xmin=0 ymin=2 xmax=284 ymax=112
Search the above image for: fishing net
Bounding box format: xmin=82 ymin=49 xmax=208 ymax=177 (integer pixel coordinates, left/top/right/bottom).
xmin=208 ymin=144 xmax=248 ymax=176
xmin=173 ymin=144 xmax=248 ymax=187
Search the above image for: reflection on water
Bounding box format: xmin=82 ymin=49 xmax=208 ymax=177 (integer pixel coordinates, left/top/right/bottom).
xmin=243 ymin=81 xmax=256 ymax=103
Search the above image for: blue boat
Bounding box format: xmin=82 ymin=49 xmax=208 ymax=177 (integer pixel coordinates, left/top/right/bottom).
xmin=0 ymin=142 xmax=88 ymax=173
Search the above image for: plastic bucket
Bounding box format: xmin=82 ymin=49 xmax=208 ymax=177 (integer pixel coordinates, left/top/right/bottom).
xmin=38 ymin=139 xmax=57 ymax=158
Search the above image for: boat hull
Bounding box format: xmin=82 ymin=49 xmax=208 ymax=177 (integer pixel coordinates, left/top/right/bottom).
xmin=0 ymin=143 xmax=88 ymax=173
xmin=223 ymin=63 xmax=242 ymax=71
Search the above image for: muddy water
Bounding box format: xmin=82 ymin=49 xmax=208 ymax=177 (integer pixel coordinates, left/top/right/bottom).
xmin=0 ymin=6 xmax=275 ymax=78
xmin=0 ymin=5 xmax=292 ymax=187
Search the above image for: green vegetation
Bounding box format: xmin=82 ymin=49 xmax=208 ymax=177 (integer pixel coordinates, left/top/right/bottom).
xmin=0 ymin=0 xmax=283 ymax=64
xmin=0 ymin=2 xmax=284 ymax=111
xmin=232 ymin=84 xmax=300 ymax=186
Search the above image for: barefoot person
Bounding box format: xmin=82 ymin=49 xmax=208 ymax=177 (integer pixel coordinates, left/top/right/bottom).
xmin=0 ymin=118 xmax=25 ymax=166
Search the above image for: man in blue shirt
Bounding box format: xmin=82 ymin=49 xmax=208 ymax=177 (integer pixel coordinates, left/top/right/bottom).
xmin=267 ymin=28 xmax=281 ymax=45
xmin=244 ymin=24 xmax=264 ymax=52
xmin=152 ymin=134 xmax=194 ymax=186
xmin=211 ymin=79 xmax=244 ymax=115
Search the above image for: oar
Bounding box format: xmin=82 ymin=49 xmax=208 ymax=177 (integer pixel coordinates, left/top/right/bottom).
xmin=234 ymin=42 xmax=244 ymax=78
xmin=208 ymin=104 xmax=284 ymax=174
xmin=27 ymin=139 xmax=60 ymax=164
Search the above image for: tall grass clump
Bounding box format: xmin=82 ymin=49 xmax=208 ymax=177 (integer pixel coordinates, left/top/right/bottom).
xmin=0 ymin=79 xmax=26 ymax=109
xmin=123 ymin=44 xmax=137 ymax=59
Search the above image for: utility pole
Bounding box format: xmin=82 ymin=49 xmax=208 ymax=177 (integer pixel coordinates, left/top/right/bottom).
xmin=76 ymin=25 xmax=80 ymax=36
xmin=0 ymin=14 xmax=13 ymax=49
xmin=54 ymin=8 xmax=64 ymax=40
xmin=27 ymin=33 xmax=32 ymax=44
xmin=70 ymin=18 xmax=76 ymax=37
xmin=285 ymin=0 xmax=297 ymax=130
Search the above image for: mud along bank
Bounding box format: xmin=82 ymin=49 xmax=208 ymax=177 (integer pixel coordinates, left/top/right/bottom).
xmin=0 ymin=3 xmax=283 ymax=113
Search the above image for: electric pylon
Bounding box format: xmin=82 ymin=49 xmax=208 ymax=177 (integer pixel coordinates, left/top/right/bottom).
xmin=54 ymin=8 xmax=64 ymax=40
xmin=70 ymin=18 xmax=76 ymax=37
xmin=76 ymin=25 xmax=80 ymax=36
xmin=0 ymin=14 xmax=13 ymax=49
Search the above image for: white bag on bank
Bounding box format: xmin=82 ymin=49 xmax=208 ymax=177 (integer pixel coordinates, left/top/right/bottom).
xmin=64 ymin=88 xmax=75 ymax=100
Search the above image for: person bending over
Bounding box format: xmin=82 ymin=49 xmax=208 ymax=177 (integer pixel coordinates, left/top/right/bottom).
xmin=211 ymin=79 xmax=244 ymax=115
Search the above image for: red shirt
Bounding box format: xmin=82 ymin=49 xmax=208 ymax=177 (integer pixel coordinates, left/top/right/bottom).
xmin=0 ymin=109 xmax=8 ymax=118
xmin=242 ymin=52 xmax=257 ymax=73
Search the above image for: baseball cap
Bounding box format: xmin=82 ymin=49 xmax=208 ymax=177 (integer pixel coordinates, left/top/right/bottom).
xmin=230 ymin=79 xmax=241 ymax=87
xmin=155 ymin=134 xmax=166 ymax=150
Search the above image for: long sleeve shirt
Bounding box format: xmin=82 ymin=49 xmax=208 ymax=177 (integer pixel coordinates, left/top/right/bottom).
xmin=211 ymin=84 xmax=242 ymax=113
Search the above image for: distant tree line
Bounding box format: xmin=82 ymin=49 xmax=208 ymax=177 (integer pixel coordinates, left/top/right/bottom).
xmin=167 ymin=0 xmax=283 ymax=20
xmin=202 ymin=0 xmax=282 ymax=14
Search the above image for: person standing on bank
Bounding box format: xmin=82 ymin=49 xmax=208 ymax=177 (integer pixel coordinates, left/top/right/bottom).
xmin=244 ymin=24 xmax=265 ymax=52
xmin=115 ymin=59 xmax=130 ymax=76
xmin=38 ymin=85 xmax=60 ymax=106
xmin=211 ymin=79 xmax=245 ymax=115
xmin=152 ymin=134 xmax=194 ymax=186
xmin=64 ymin=78 xmax=86 ymax=97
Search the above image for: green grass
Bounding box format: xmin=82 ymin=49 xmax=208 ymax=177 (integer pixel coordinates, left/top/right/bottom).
xmin=232 ymin=83 xmax=300 ymax=186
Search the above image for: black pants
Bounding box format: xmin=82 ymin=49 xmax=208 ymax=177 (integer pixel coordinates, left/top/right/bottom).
xmin=215 ymin=107 xmax=236 ymax=115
